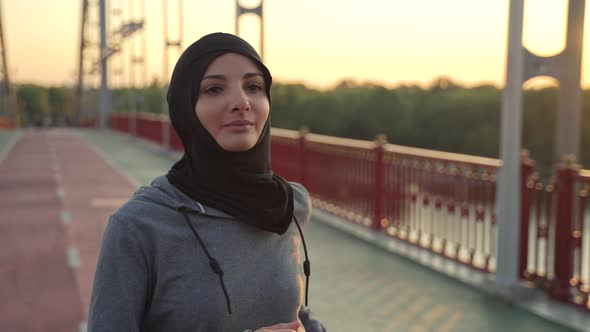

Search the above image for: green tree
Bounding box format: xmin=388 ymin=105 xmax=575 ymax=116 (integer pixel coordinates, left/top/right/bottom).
xmin=16 ymin=84 xmax=50 ymax=126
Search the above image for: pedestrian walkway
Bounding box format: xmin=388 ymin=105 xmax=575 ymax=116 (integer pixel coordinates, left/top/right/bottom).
xmin=0 ymin=129 xmax=136 ymax=331
xmin=0 ymin=128 xmax=580 ymax=331
xmin=78 ymin=129 xmax=577 ymax=332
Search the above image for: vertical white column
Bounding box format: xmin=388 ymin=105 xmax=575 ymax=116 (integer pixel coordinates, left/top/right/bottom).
xmin=555 ymin=0 xmax=585 ymax=161
xmin=495 ymin=0 xmax=525 ymax=288
xmin=99 ymin=0 xmax=111 ymax=129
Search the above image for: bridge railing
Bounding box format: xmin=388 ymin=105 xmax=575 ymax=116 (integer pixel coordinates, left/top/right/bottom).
xmin=0 ymin=116 xmax=14 ymax=128
xmin=272 ymin=127 xmax=501 ymax=272
xmin=521 ymin=158 xmax=590 ymax=309
xmin=100 ymin=112 xmax=589 ymax=310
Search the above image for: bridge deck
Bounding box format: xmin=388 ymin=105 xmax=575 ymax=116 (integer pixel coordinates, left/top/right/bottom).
xmin=0 ymin=128 xmax=577 ymax=331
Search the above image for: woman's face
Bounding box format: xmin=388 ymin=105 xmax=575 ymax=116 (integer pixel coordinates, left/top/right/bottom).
xmin=195 ymin=52 xmax=270 ymax=152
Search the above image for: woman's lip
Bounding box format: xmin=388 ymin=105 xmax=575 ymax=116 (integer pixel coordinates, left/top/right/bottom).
xmin=224 ymin=120 xmax=253 ymax=127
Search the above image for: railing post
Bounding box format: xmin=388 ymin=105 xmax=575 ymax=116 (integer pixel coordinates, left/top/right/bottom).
xmin=299 ymin=127 xmax=309 ymax=187
xmin=373 ymin=134 xmax=387 ymax=230
xmin=518 ymin=150 xmax=535 ymax=280
xmin=551 ymin=154 xmax=579 ymax=302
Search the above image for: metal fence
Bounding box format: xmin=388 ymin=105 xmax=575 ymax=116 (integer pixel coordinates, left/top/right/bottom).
xmin=104 ymin=112 xmax=589 ymax=311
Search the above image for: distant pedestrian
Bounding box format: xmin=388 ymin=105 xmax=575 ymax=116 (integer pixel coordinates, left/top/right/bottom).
xmin=88 ymin=32 xmax=325 ymax=332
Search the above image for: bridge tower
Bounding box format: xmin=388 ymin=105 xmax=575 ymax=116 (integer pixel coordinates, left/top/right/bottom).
xmin=235 ymin=0 xmax=265 ymax=61
xmin=0 ymin=0 xmax=17 ymax=126
xmin=77 ymin=0 xmax=147 ymax=129
xmin=496 ymin=0 xmax=586 ymax=290
xmin=161 ymin=0 xmax=183 ymax=148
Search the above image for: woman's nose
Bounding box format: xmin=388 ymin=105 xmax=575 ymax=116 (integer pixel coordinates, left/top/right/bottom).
xmin=231 ymin=88 xmax=250 ymax=112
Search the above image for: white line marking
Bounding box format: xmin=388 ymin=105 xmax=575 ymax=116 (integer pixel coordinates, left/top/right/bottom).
xmin=67 ymin=247 xmax=81 ymax=269
xmin=79 ymin=321 xmax=87 ymax=332
xmin=60 ymin=210 xmax=71 ymax=225
xmin=56 ymin=187 xmax=64 ymax=199
xmin=76 ymin=130 xmax=141 ymax=188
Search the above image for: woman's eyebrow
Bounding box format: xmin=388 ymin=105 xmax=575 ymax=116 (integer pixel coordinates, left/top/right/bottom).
xmin=201 ymin=72 xmax=262 ymax=80
xmin=244 ymin=72 xmax=263 ymax=79
xmin=202 ymin=74 xmax=225 ymax=80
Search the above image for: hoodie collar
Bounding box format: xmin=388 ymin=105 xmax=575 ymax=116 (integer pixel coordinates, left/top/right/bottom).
xmin=137 ymin=175 xmax=235 ymax=219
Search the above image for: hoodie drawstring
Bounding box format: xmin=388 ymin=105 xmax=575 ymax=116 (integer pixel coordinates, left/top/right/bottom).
xmin=180 ymin=206 xmax=312 ymax=314
xmin=293 ymin=215 xmax=311 ymax=307
xmin=180 ymin=207 xmax=233 ymax=315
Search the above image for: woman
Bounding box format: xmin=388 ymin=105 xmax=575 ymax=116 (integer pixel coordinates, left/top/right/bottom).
xmin=88 ymin=32 xmax=326 ymax=332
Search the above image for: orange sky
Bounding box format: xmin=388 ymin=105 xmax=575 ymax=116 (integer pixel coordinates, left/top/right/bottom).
xmin=3 ymin=0 xmax=589 ymax=88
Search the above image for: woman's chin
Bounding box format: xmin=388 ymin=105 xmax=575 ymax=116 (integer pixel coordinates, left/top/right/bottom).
xmin=218 ymin=139 xmax=257 ymax=152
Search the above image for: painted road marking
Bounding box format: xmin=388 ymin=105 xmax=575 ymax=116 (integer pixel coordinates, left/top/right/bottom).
xmin=437 ymin=311 xmax=463 ymax=332
xmin=79 ymin=321 xmax=87 ymax=332
xmin=81 ymin=135 xmax=141 ymax=188
xmin=67 ymin=247 xmax=81 ymax=270
xmin=357 ymin=281 xmax=403 ymax=311
xmin=411 ymin=305 xmax=449 ymax=332
xmin=56 ymin=187 xmax=64 ymax=199
xmin=386 ymin=296 xmax=433 ymax=329
xmin=60 ymin=210 xmax=71 ymax=225
xmin=376 ymin=286 xmax=418 ymax=316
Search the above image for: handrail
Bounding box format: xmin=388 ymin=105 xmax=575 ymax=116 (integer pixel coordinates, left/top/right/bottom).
xmin=273 ymin=127 xmax=501 ymax=168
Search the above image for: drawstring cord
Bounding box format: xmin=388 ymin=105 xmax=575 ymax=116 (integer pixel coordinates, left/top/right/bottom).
xmin=293 ymin=215 xmax=311 ymax=307
xmin=180 ymin=206 xmax=311 ymax=313
xmin=180 ymin=207 xmax=233 ymax=315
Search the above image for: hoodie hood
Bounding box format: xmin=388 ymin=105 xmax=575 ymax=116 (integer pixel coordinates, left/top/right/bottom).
xmin=133 ymin=176 xmax=229 ymax=218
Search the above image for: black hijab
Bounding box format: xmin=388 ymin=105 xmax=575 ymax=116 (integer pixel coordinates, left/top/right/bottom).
xmin=165 ymin=32 xmax=294 ymax=235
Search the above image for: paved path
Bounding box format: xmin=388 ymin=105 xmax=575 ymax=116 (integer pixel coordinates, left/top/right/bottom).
xmin=0 ymin=128 xmax=580 ymax=331
xmin=78 ymin=129 xmax=578 ymax=332
xmin=0 ymin=130 xmax=84 ymax=331
xmin=0 ymin=129 xmax=135 ymax=330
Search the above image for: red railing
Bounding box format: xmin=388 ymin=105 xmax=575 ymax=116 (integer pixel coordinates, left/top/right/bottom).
xmin=100 ymin=113 xmax=590 ymax=310
xmin=382 ymin=142 xmax=500 ymax=272
xmin=521 ymin=157 xmax=590 ymax=310
xmin=109 ymin=113 xmax=183 ymax=151
xmin=272 ymin=128 xmax=501 ymax=272
xmin=573 ymin=170 xmax=590 ymax=307
xmin=0 ymin=116 xmax=14 ymax=129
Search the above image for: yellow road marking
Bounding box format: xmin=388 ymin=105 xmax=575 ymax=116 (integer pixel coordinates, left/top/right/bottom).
xmin=437 ymin=311 xmax=463 ymax=332
xmin=412 ymin=305 xmax=449 ymax=332
xmin=386 ymin=296 xmax=433 ymax=329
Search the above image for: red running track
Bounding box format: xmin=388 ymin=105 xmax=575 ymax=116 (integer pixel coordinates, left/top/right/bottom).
xmin=0 ymin=129 xmax=136 ymax=330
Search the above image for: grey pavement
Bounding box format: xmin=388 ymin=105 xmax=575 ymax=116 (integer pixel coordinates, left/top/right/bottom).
xmin=77 ymin=129 xmax=578 ymax=332
xmin=0 ymin=129 xmax=19 ymax=160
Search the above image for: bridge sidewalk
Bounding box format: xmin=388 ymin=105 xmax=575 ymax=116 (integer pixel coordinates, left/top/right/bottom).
xmin=77 ymin=128 xmax=581 ymax=332
xmin=0 ymin=127 xmax=583 ymax=331
xmin=0 ymin=129 xmax=136 ymax=330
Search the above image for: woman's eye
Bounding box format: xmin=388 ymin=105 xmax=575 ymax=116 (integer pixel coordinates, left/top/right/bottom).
xmin=204 ymin=86 xmax=222 ymax=95
xmin=246 ymin=83 xmax=263 ymax=92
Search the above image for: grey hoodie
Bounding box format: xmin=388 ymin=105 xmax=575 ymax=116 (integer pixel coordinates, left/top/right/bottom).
xmin=88 ymin=176 xmax=326 ymax=332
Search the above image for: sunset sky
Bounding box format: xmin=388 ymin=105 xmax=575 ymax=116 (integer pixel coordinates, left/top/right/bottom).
xmin=4 ymin=0 xmax=590 ymax=89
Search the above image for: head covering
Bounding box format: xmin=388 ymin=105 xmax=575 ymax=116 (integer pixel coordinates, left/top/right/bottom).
xmin=165 ymin=32 xmax=294 ymax=235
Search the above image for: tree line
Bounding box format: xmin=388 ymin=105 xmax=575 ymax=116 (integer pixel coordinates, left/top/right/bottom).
xmin=5 ymin=78 xmax=590 ymax=170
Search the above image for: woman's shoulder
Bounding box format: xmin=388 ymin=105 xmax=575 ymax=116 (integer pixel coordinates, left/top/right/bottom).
xmin=289 ymin=182 xmax=310 ymax=206
xmin=107 ymin=179 xmax=185 ymax=234
xmin=289 ymin=182 xmax=312 ymax=225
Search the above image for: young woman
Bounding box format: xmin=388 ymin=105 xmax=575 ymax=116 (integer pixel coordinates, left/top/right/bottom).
xmin=88 ymin=32 xmax=326 ymax=332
